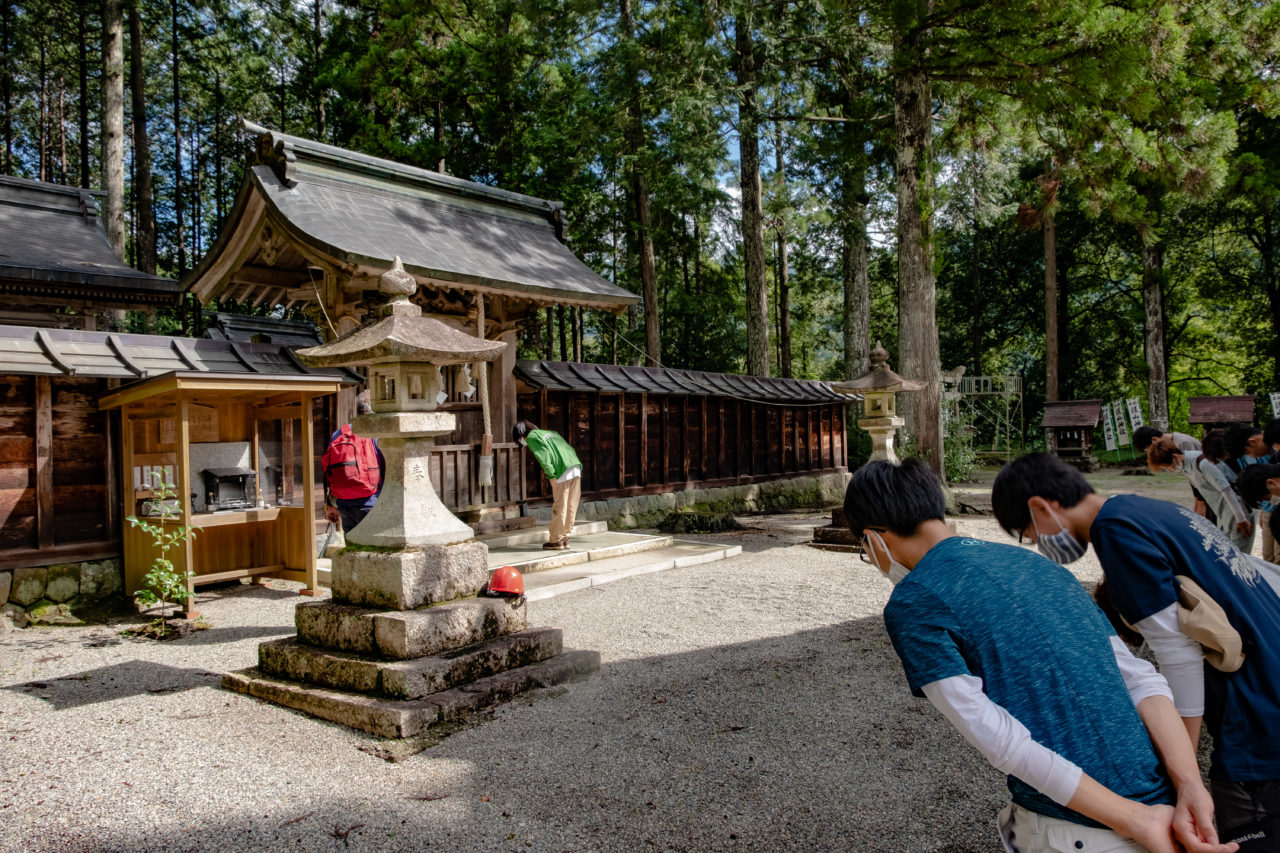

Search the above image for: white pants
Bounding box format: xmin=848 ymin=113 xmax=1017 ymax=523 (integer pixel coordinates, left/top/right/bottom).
xmin=998 ymin=803 xmax=1148 ymax=853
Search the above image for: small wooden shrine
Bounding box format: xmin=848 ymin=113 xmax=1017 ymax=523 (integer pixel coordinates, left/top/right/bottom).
xmin=1042 ymin=399 xmax=1103 ymax=469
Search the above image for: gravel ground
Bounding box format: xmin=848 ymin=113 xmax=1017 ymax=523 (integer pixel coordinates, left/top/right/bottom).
xmin=0 ymin=469 xmax=1229 ymax=853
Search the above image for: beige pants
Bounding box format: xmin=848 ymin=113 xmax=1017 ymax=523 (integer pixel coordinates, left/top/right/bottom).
xmin=548 ymin=475 xmax=581 ymax=542
xmin=1262 ymin=510 xmax=1274 ymax=562
xmin=998 ymin=803 xmax=1147 ymax=853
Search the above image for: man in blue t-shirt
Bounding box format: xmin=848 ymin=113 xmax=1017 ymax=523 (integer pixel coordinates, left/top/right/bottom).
xmin=993 ymin=453 xmax=1280 ymax=846
xmin=844 ymin=459 xmax=1231 ymax=853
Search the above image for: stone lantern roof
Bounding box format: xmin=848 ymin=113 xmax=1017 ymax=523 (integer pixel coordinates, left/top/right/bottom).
xmin=831 ymin=342 xmax=927 ymax=393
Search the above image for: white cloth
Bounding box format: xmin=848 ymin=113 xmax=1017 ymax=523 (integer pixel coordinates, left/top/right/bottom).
xmin=1133 ymin=602 xmax=1205 ymax=717
xmin=555 ymin=465 xmax=582 ymax=484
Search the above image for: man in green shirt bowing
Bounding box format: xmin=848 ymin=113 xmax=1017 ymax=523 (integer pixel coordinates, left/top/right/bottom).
xmin=513 ymin=420 xmax=582 ymax=551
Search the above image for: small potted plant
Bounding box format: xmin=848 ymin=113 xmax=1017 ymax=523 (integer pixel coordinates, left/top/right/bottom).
xmin=126 ymin=472 xmax=199 ymax=639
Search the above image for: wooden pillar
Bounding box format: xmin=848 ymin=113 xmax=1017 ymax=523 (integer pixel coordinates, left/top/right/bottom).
xmin=299 ymin=392 xmax=319 ymax=595
xmin=717 ymin=400 xmax=725 ymax=479
xmin=639 ymin=393 xmax=649 ymax=487
xmin=591 ymin=392 xmax=600 ymax=492
xmin=104 ymin=409 xmax=119 ymax=540
xmin=176 ymin=395 xmax=196 ymax=617
xmin=617 ymin=394 xmax=627 ymax=488
xmin=701 ymin=397 xmax=708 ymax=481
xmin=282 ymin=417 xmax=296 ymax=503
xmin=34 ymin=377 xmax=54 ymax=550
xmin=681 ymin=397 xmax=690 ymax=483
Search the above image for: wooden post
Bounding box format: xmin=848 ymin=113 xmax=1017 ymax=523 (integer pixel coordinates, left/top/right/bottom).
xmin=34 ymin=377 xmax=54 ymax=550
xmin=104 ymin=409 xmax=119 ymax=540
xmin=299 ymin=392 xmax=319 ymax=595
xmin=282 ymin=417 xmax=296 ymax=503
xmin=639 ymin=393 xmax=648 ymax=487
xmin=681 ymin=397 xmax=690 ymax=483
xmin=717 ymin=400 xmax=725 ymax=479
xmin=617 ymin=394 xmax=627 ymax=488
xmin=591 ymin=392 xmax=600 ymax=491
xmin=661 ymin=396 xmax=669 ymax=485
xmin=700 ymin=397 xmax=708 ymax=481
xmin=176 ymin=395 xmax=196 ymax=617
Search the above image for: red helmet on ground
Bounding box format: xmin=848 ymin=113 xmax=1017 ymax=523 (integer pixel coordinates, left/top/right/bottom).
xmin=486 ymin=565 xmax=524 ymax=597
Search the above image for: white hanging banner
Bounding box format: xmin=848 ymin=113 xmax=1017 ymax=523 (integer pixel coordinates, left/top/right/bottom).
xmin=1102 ymin=405 xmax=1118 ymax=451
xmin=1270 ymin=392 xmax=1280 ymax=420
xmin=1112 ymin=400 xmax=1130 ymax=447
xmin=1126 ymin=398 xmax=1145 ymax=429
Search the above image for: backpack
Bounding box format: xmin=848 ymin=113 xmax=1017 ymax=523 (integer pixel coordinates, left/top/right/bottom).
xmin=322 ymin=425 xmax=380 ymax=500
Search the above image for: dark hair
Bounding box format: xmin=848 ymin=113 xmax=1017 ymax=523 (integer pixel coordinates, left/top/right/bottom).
xmin=511 ymin=420 xmax=538 ymax=442
xmin=1132 ymin=426 xmax=1163 ymax=452
xmin=1264 ymin=420 xmax=1280 ymax=450
xmin=1224 ymin=423 xmax=1261 ymax=461
xmin=991 ymin=453 xmax=1096 ymax=537
xmin=1236 ymin=463 xmax=1280 ymax=510
xmin=842 ymin=458 xmax=946 ymax=538
xmin=1201 ymin=429 xmax=1229 ymax=464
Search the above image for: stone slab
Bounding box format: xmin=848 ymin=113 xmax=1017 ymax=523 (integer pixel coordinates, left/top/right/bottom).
xmin=78 ymin=560 xmax=120 ymax=599
xmin=9 ymin=566 xmax=47 ymax=606
xmin=0 ymin=572 xmax=10 ymax=607
xmin=331 ymin=540 xmax=490 ymax=610
xmin=379 ymin=628 xmax=563 ymax=699
xmin=373 ymin=597 xmax=527 ymax=659
xmin=295 ymin=600 xmax=380 ymax=654
xmin=45 ymin=564 xmax=80 ymax=603
xmin=258 ymin=638 xmax=385 ymax=694
xmin=222 ymin=649 xmax=600 ymax=739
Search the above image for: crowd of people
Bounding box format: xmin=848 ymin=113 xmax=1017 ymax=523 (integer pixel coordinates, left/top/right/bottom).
xmin=845 ymin=422 xmax=1280 ymax=853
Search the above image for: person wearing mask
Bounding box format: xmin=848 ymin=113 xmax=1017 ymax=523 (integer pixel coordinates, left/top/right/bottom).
xmin=992 ymin=453 xmax=1280 ymax=847
xmin=843 ymin=459 xmax=1232 ymax=853
xmin=1148 ymin=435 xmax=1253 ymax=553
xmin=512 ymin=420 xmax=582 ymax=551
xmin=1134 ymin=427 xmax=1208 ymax=518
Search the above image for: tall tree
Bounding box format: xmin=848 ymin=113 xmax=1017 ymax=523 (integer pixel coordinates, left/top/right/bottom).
xmin=101 ymin=0 xmax=125 ymax=259
xmin=128 ymin=0 xmax=154 ymax=272
xmin=733 ymin=11 xmax=769 ymax=377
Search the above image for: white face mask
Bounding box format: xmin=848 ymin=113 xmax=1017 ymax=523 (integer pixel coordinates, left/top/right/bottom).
xmin=864 ymin=529 xmax=911 ymax=585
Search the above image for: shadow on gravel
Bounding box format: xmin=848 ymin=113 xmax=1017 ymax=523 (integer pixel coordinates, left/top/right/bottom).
xmin=70 ymin=615 xmax=1004 ymax=853
xmin=2 ymin=660 xmax=222 ymax=709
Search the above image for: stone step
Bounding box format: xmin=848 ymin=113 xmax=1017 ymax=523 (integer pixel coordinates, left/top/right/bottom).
xmin=487 ymin=530 xmax=674 ymax=574
xmin=468 ymin=515 xmax=537 ymax=536
xmin=477 ymin=520 xmax=607 ymax=549
xmin=258 ymin=627 xmax=564 ymax=699
xmin=518 ymin=540 xmax=743 ymax=602
xmin=295 ymin=596 xmax=528 ymax=660
xmin=222 ymin=649 xmax=601 ymax=739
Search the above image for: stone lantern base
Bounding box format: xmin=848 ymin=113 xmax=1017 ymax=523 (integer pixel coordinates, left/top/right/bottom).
xmin=859 ymin=415 xmax=906 ymax=464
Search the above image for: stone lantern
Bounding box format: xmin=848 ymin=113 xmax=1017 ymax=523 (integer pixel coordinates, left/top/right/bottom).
xmin=832 ymin=341 xmax=926 ymax=464
xmin=223 ymin=257 xmax=599 ymax=743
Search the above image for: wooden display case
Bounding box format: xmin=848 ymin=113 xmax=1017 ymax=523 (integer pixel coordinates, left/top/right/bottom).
xmin=99 ymin=372 xmax=345 ymax=616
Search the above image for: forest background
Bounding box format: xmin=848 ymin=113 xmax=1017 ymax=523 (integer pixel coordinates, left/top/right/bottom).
xmin=1 ymin=0 xmax=1278 ymax=475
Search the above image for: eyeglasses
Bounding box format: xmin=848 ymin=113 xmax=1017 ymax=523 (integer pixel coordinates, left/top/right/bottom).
xmin=858 ymin=529 xmax=885 ymax=565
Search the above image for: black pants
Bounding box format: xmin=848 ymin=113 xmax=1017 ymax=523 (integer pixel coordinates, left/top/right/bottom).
xmin=1215 ymin=779 xmax=1280 ymax=847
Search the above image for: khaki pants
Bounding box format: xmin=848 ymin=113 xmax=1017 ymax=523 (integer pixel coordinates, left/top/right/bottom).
xmin=1262 ymin=510 xmax=1274 ymax=562
xmin=998 ymin=803 xmax=1147 ymax=853
xmin=548 ymin=475 xmax=581 ymax=543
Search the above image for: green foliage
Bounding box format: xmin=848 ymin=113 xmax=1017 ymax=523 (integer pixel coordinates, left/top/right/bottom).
xmin=942 ymin=408 xmax=979 ymax=483
xmin=126 ymin=473 xmax=197 ymax=622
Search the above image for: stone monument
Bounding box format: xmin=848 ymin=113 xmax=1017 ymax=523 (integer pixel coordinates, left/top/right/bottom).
xmin=223 ymin=258 xmax=599 ymax=742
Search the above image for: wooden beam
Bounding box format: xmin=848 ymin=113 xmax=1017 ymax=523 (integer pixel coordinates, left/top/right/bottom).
xmin=661 ymin=396 xmax=669 ymax=485
xmin=228 ymin=264 xmax=312 ymax=289
xmin=35 ymin=377 xmax=54 ymax=550
xmin=177 ymin=395 xmax=196 ymax=617
xmin=681 ymin=397 xmax=690 ymax=483
xmin=617 ymin=394 xmax=626 ymax=488
xmin=105 ymin=409 xmax=119 ymax=541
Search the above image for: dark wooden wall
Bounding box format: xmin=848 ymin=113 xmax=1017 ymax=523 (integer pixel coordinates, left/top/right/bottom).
xmin=518 ymin=390 xmax=847 ymax=503
xmin=0 ymin=375 xmax=118 ymax=570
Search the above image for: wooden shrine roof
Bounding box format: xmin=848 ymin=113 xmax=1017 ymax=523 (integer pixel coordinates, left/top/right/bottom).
xmin=0 ymin=175 xmax=180 ymax=308
xmin=203 ymin=312 xmax=325 ymax=348
xmin=0 ymin=324 xmax=360 ymax=383
xmin=1188 ymin=395 xmax=1254 ymax=425
xmin=1041 ymin=399 xmax=1103 ymax=427
xmin=514 ymin=360 xmax=858 ymax=404
xmin=185 ymin=120 xmax=639 ymax=313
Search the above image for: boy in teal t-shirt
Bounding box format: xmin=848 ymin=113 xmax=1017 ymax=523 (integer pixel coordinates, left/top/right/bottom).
xmin=513 ymin=420 xmax=582 ymax=550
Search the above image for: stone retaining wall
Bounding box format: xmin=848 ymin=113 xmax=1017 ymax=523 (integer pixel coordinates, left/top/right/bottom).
xmin=0 ymin=559 xmax=123 ymax=631
xmin=531 ymin=472 xmax=852 ymax=531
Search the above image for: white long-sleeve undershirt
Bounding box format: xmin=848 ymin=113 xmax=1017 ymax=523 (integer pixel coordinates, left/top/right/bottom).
xmin=1133 ymin=602 xmax=1205 ymax=717
xmin=920 ymin=637 xmax=1174 ymax=806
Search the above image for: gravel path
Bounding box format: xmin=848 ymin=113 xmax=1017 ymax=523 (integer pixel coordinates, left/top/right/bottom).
xmin=0 ymin=471 xmax=1220 ymax=853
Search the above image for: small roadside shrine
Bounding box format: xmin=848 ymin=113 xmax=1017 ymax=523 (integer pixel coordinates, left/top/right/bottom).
xmin=1042 ymin=399 xmax=1103 ymax=469
xmin=223 ymin=260 xmax=598 ymax=741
